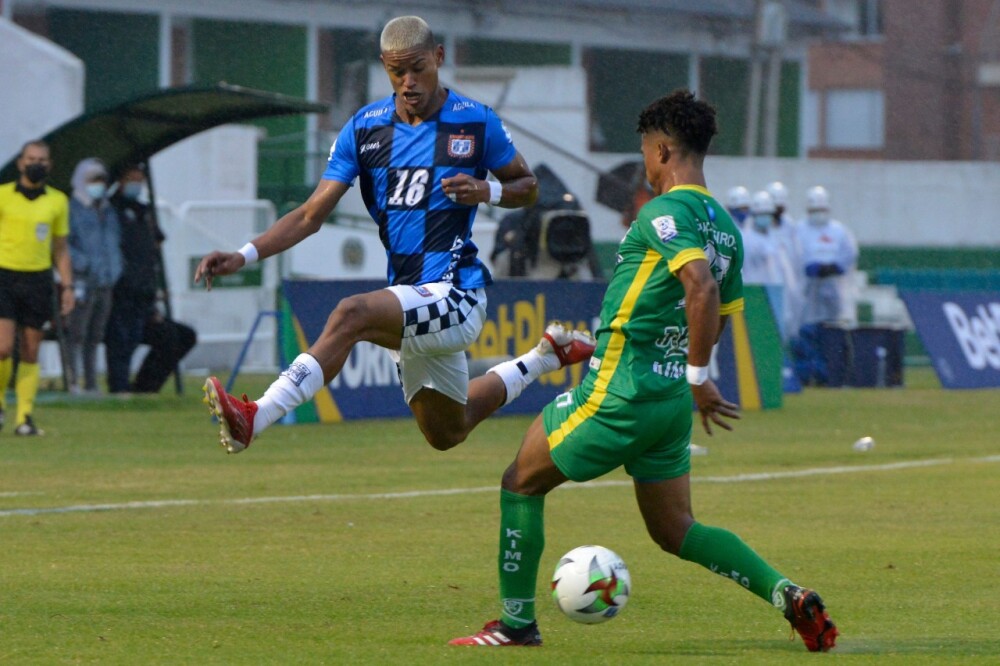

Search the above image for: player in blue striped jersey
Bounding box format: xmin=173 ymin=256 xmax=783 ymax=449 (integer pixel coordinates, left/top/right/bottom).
xmin=195 ymin=16 xmax=595 ymax=455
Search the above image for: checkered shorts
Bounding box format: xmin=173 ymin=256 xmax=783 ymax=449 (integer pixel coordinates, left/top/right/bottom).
xmin=387 ymin=283 xmax=487 ymax=356
xmin=386 ymin=283 xmax=488 ymax=404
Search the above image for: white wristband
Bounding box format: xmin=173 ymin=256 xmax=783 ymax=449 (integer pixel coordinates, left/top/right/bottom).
xmin=488 ymin=180 xmax=502 ymax=205
xmin=686 ymin=364 xmax=709 ymax=386
xmin=238 ymin=242 xmax=259 ymax=265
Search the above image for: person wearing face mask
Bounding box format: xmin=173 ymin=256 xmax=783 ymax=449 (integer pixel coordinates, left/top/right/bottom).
xmin=793 ymin=185 xmax=858 ymax=386
xmin=763 ymin=181 xmax=803 ymax=343
xmin=105 ymin=165 xmax=196 ymax=394
xmin=725 ymin=185 xmax=751 ymax=227
xmin=66 ymin=158 xmax=122 ymax=394
xmin=0 ymin=139 xmax=75 ymax=436
xmin=741 ymin=190 xmax=781 ymax=287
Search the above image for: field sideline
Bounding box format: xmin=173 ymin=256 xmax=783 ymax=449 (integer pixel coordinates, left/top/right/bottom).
xmin=1 ymin=368 xmax=998 ymax=664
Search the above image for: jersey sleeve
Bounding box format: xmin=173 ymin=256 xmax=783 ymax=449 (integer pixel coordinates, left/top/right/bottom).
xmin=321 ymin=121 xmax=359 ymax=184
xmin=634 ymin=201 xmax=707 ymax=273
xmin=482 ymin=108 xmax=518 ymax=171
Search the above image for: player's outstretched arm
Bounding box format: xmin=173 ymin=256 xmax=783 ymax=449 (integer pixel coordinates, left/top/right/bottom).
xmin=678 ymin=258 xmax=740 ymax=435
xmin=194 ymin=179 xmax=350 ymax=290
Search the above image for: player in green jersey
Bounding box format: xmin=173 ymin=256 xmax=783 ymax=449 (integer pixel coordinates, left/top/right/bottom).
xmin=450 ymin=90 xmax=838 ymax=652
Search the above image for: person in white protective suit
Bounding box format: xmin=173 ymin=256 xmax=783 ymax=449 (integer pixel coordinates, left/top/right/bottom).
xmin=725 ymin=185 xmax=751 ymax=227
xmin=792 ymin=186 xmax=859 ymax=385
xmin=742 ymin=190 xmax=782 ymax=286
xmin=765 ymin=181 xmax=804 ymax=342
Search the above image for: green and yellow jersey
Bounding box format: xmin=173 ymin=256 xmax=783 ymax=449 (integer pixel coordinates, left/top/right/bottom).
xmin=0 ymin=182 xmax=70 ymax=271
xmin=584 ymin=184 xmax=744 ymax=401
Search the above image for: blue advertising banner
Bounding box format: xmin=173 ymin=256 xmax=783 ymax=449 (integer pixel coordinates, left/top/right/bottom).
xmin=899 ymin=290 xmax=1000 ymax=389
xmin=282 ymin=279 xmax=782 ymax=421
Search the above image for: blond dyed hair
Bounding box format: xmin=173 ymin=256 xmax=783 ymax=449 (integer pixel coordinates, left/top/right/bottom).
xmin=380 ymin=16 xmax=436 ymax=53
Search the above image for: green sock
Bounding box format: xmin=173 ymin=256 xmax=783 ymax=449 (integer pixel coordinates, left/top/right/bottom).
xmin=498 ymin=489 xmax=545 ymax=629
xmin=679 ymin=522 xmax=792 ymax=610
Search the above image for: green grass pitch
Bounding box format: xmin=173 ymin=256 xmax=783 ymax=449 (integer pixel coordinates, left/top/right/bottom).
xmin=1 ymin=368 xmax=998 ymax=664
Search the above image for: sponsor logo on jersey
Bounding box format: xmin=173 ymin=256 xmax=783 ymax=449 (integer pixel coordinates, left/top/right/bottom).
xmin=360 ymin=141 xmax=381 ymax=154
xmin=413 ymin=285 xmax=433 ymax=298
xmin=651 ymin=215 xmax=678 ymax=243
xmin=452 ymin=101 xmax=477 ymax=112
xmin=363 ymin=106 xmax=389 ymax=119
xmin=448 ymin=135 xmax=475 ymax=157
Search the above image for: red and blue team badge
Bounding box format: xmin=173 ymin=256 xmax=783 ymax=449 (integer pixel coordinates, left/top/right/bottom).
xmin=413 ymin=285 xmax=433 ymax=298
xmin=448 ymin=135 xmax=475 ymax=158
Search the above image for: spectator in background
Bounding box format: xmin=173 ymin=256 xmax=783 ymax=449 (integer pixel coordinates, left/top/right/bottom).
xmin=0 ymin=139 xmax=75 ymax=436
xmin=765 ymin=181 xmax=803 ymax=343
xmin=742 ymin=190 xmax=782 ymax=287
xmin=766 ymin=181 xmax=795 ymax=231
xmin=793 ymin=185 xmax=859 ymax=385
xmin=67 ymin=158 xmax=122 ymax=394
xmin=105 ymin=165 xmax=196 ymax=394
xmin=725 ymin=185 xmax=751 ymax=227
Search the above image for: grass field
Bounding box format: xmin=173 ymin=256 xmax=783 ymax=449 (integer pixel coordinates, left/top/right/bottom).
xmin=1 ymin=368 xmax=998 ymax=664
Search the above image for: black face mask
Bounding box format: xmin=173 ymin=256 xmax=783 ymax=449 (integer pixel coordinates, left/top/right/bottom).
xmin=24 ymin=163 xmax=49 ymax=185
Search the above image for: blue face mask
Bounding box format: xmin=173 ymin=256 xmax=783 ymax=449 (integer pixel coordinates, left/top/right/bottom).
xmin=85 ymin=182 xmax=107 ymax=201
xmin=122 ymin=182 xmax=144 ymax=200
xmin=752 ymin=215 xmax=771 ymax=232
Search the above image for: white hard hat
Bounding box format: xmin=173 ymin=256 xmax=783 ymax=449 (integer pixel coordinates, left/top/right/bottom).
xmin=750 ymin=190 xmax=776 ymax=215
xmin=806 ymin=185 xmax=830 ymax=211
xmin=726 ymin=185 xmax=751 ymax=209
xmin=766 ymin=181 xmax=788 ymax=207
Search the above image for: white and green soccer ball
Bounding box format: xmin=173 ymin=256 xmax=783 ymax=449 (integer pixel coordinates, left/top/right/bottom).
xmin=551 ymin=545 xmax=631 ymax=624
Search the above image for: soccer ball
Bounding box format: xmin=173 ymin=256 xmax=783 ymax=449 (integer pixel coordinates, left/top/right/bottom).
xmin=551 ymin=545 xmax=631 ymax=624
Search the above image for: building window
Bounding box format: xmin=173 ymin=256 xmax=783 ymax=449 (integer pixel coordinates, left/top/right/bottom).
xmin=825 ymin=88 xmax=884 ymax=148
xmin=824 ymin=0 xmax=883 ymax=37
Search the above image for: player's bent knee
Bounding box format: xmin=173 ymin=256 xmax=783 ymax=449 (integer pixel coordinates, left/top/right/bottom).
xmin=647 ymin=516 xmax=694 ymax=556
xmin=323 ymin=295 xmax=372 ymax=339
xmin=415 ymin=413 xmax=468 ymax=451
xmin=422 ymin=429 xmax=466 ymax=451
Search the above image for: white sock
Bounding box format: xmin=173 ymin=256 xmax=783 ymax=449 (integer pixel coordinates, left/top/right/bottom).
xmin=253 ymin=353 xmax=326 ymax=433
xmin=487 ymin=347 xmax=560 ymax=406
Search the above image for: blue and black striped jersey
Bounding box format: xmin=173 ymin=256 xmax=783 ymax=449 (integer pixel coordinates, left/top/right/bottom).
xmin=323 ymin=89 xmax=517 ymax=288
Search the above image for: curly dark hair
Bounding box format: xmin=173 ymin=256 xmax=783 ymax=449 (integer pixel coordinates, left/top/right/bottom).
xmin=636 ymin=89 xmax=718 ymax=156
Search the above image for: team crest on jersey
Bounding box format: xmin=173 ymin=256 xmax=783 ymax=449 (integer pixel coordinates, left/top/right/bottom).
xmin=35 ymin=222 xmax=49 ymax=242
xmin=448 ymin=135 xmax=475 ymax=157
xmin=651 ymin=215 xmax=678 ymax=244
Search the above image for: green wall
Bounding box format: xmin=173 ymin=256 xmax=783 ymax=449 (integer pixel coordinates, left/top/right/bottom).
xmin=457 ymin=38 xmax=571 ymax=66
xmin=699 ymin=56 xmax=800 ymax=157
xmin=588 ymin=49 xmax=689 ymax=153
xmin=192 ymin=19 xmax=308 ymax=187
xmin=48 ymin=9 xmax=159 ymax=111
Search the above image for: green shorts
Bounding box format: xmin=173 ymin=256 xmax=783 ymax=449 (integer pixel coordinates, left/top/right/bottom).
xmin=542 ymin=383 xmax=693 ymax=483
